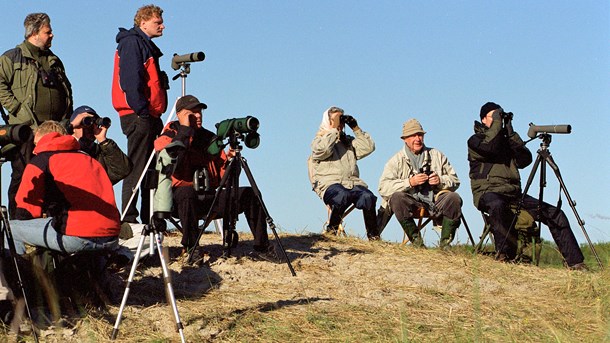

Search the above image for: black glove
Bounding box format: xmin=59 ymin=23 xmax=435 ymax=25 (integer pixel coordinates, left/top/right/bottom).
xmin=505 ymin=119 xmax=514 ymax=136
xmin=343 ymin=115 xmax=358 ymax=129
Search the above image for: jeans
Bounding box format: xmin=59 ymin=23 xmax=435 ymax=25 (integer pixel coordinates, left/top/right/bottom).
xmin=7 ymin=218 xmax=119 ymax=255
xmin=323 ymin=184 xmax=377 ymax=213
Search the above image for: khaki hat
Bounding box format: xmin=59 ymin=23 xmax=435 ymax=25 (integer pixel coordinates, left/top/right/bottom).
xmin=401 ymin=119 xmax=426 ymax=138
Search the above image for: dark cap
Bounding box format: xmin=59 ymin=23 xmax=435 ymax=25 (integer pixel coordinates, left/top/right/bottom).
xmin=70 ymin=105 xmax=98 ymax=122
xmin=176 ymin=95 xmax=207 ymax=112
xmin=480 ymin=102 xmax=502 ymax=120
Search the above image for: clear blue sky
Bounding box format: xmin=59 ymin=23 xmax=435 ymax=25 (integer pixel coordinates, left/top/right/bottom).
xmin=1 ymin=1 xmax=608 ymax=246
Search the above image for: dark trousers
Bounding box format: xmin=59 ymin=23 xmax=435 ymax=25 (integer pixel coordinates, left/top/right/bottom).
xmin=173 ymin=186 xmax=269 ymax=251
xmin=120 ymin=114 xmax=163 ymax=224
xmin=478 ymin=192 xmax=584 ymax=266
xmin=389 ymin=191 xmax=462 ymax=223
xmin=8 ymin=136 xmax=34 ymax=218
xmin=323 ymin=184 xmax=377 ymax=216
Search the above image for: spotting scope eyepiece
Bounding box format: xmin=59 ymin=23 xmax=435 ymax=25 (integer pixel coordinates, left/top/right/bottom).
xmin=527 ymin=123 xmax=572 ymax=139
xmin=171 ymin=51 xmax=205 ymax=70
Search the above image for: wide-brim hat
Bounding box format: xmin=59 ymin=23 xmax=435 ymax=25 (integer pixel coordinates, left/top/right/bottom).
xmin=401 ymin=119 xmax=426 ymax=138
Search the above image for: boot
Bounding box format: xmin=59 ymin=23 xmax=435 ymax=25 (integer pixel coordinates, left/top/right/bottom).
xmin=400 ymin=219 xmax=424 ymax=248
xmin=363 ymin=208 xmax=380 ymax=240
xmin=376 ymin=206 xmax=393 ymax=236
xmin=439 ymin=217 xmax=460 ymax=250
xmin=325 ymin=206 xmax=344 ymax=235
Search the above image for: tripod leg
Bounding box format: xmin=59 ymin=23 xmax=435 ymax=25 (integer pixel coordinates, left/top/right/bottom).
xmin=187 ymin=157 xmax=237 ymax=264
xmin=111 ymin=230 xmax=148 ymax=340
xmin=0 ymin=207 xmax=39 ymax=342
xmin=153 ymin=231 xmax=186 ymax=343
xmin=545 ymin=153 xmax=604 ymax=269
xmin=239 ymin=156 xmax=296 ymax=276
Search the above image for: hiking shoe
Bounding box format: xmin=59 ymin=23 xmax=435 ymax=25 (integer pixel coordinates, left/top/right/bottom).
xmin=323 ymin=225 xmax=338 ymax=236
xmin=119 ymin=222 xmax=134 ymax=240
xmin=568 ymin=262 xmax=588 ymax=271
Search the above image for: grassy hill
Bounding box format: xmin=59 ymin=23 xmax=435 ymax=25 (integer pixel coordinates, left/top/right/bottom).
xmin=3 ymin=232 xmax=609 ymax=342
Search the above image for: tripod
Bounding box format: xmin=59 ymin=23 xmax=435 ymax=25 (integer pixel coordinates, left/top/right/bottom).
xmin=111 ymin=220 xmax=185 ymax=342
xmin=187 ymin=135 xmax=296 ymax=276
xmin=505 ymin=134 xmax=603 ymax=268
xmin=0 ymin=159 xmax=38 ymax=341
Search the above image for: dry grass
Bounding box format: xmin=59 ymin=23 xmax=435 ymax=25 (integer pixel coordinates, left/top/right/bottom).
xmin=4 ymin=231 xmax=609 ymax=342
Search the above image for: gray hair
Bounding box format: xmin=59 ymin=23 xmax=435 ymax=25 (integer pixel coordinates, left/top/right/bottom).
xmin=24 ymin=13 xmax=50 ymax=39
xmin=328 ymin=106 xmax=344 ymax=115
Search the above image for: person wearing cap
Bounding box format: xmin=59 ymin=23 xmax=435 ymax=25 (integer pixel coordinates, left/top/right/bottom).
xmin=468 ymin=102 xmax=586 ymax=270
xmin=309 ymin=106 xmax=379 ymax=240
xmin=69 ymin=105 xmax=132 ymax=185
xmin=154 ymin=95 xmax=277 ymax=261
xmin=0 ymin=13 xmax=73 ymax=219
xmin=112 ymin=4 xmax=168 ymax=226
xmin=9 ymin=120 xmax=121 ymax=255
xmin=378 ymin=119 xmax=462 ymax=248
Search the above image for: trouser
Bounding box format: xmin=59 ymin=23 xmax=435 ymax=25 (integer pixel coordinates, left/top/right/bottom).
xmin=173 ymin=186 xmax=269 ymax=251
xmin=323 ymin=184 xmax=377 ymax=213
xmin=7 ymin=218 xmax=119 ymax=255
xmin=478 ymin=192 xmax=584 ymax=266
xmin=389 ymin=191 xmax=462 ymax=223
xmin=120 ymin=114 xmax=163 ymax=224
xmin=8 ymin=135 xmax=35 ymax=219
xmin=323 ymin=184 xmax=377 ymax=234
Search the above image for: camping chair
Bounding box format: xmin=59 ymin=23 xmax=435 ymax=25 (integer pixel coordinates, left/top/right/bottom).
xmin=323 ymin=204 xmax=356 ymax=236
xmin=475 ymin=210 xmax=541 ymax=265
xmin=377 ymin=205 xmax=475 ymax=246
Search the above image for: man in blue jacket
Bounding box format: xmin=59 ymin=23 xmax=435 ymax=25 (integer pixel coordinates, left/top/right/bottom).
xmin=112 ymin=4 xmax=169 ymax=226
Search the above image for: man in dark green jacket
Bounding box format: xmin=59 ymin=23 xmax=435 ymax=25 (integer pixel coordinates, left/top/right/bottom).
xmin=467 ymin=102 xmax=585 ymax=270
xmin=0 ymin=13 xmax=72 ymax=218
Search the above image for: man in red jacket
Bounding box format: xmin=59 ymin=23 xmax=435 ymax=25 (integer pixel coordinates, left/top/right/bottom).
xmin=112 ymin=4 xmax=168 ymax=226
xmin=10 ymin=121 xmax=121 ymax=255
xmin=154 ymin=95 xmax=277 ymax=261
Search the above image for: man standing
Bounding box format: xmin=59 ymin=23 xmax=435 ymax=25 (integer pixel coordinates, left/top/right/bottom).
xmin=0 ymin=13 xmax=73 ymax=218
xmin=378 ymin=119 xmax=462 ymax=248
xmin=112 ymin=4 xmax=169 ymax=225
xmin=309 ymin=106 xmax=379 ymax=240
xmin=467 ymin=102 xmax=586 ymax=269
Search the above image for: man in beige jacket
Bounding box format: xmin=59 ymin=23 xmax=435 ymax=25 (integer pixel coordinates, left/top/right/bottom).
xmin=378 ymin=119 xmax=462 ymax=248
xmin=309 ymin=106 xmax=379 ymax=239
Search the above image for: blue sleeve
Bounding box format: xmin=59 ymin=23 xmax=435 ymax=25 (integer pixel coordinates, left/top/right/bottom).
xmin=117 ymin=36 xmax=150 ymax=117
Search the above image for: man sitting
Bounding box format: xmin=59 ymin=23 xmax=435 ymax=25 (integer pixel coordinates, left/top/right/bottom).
xmin=10 ymin=120 xmax=121 ymax=255
xmin=154 ymin=95 xmax=277 ymax=261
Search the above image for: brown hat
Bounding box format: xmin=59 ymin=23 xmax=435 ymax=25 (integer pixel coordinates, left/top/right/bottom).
xmin=176 ymin=95 xmax=207 ymax=112
xmin=401 ymin=119 xmax=426 ymax=138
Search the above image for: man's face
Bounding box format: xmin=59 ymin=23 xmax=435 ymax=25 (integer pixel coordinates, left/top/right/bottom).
xmin=29 ymin=24 xmax=53 ymax=50
xmin=140 ymin=15 xmax=165 ymax=38
xmin=187 ymin=109 xmax=203 ymax=128
xmin=403 ymin=133 xmax=425 ymax=154
xmin=71 ymin=113 xmax=96 ymax=140
xmin=481 ymin=110 xmax=495 ymax=128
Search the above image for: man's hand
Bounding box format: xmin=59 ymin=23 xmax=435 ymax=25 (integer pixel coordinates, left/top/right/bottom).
xmin=94 ymin=125 xmax=108 ymax=143
xmin=427 ymin=172 xmax=440 ymax=186
xmin=343 ymin=115 xmax=359 ymax=130
xmin=176 ymin=109 xmax=193 ymax=127
xmin=70 ymin=113 xmax=92 ymax=128
xmin=409 ymin=173 xmax=429 ymax=187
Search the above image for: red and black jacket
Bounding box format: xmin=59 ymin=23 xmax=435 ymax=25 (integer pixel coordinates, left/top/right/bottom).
xmin=111 ymin=27 xmax=168 ymax=118
xmin=15 ymin=132 xmax=121 ymax=237
xmin=154 ymin=121 xmax=227 ymax=188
